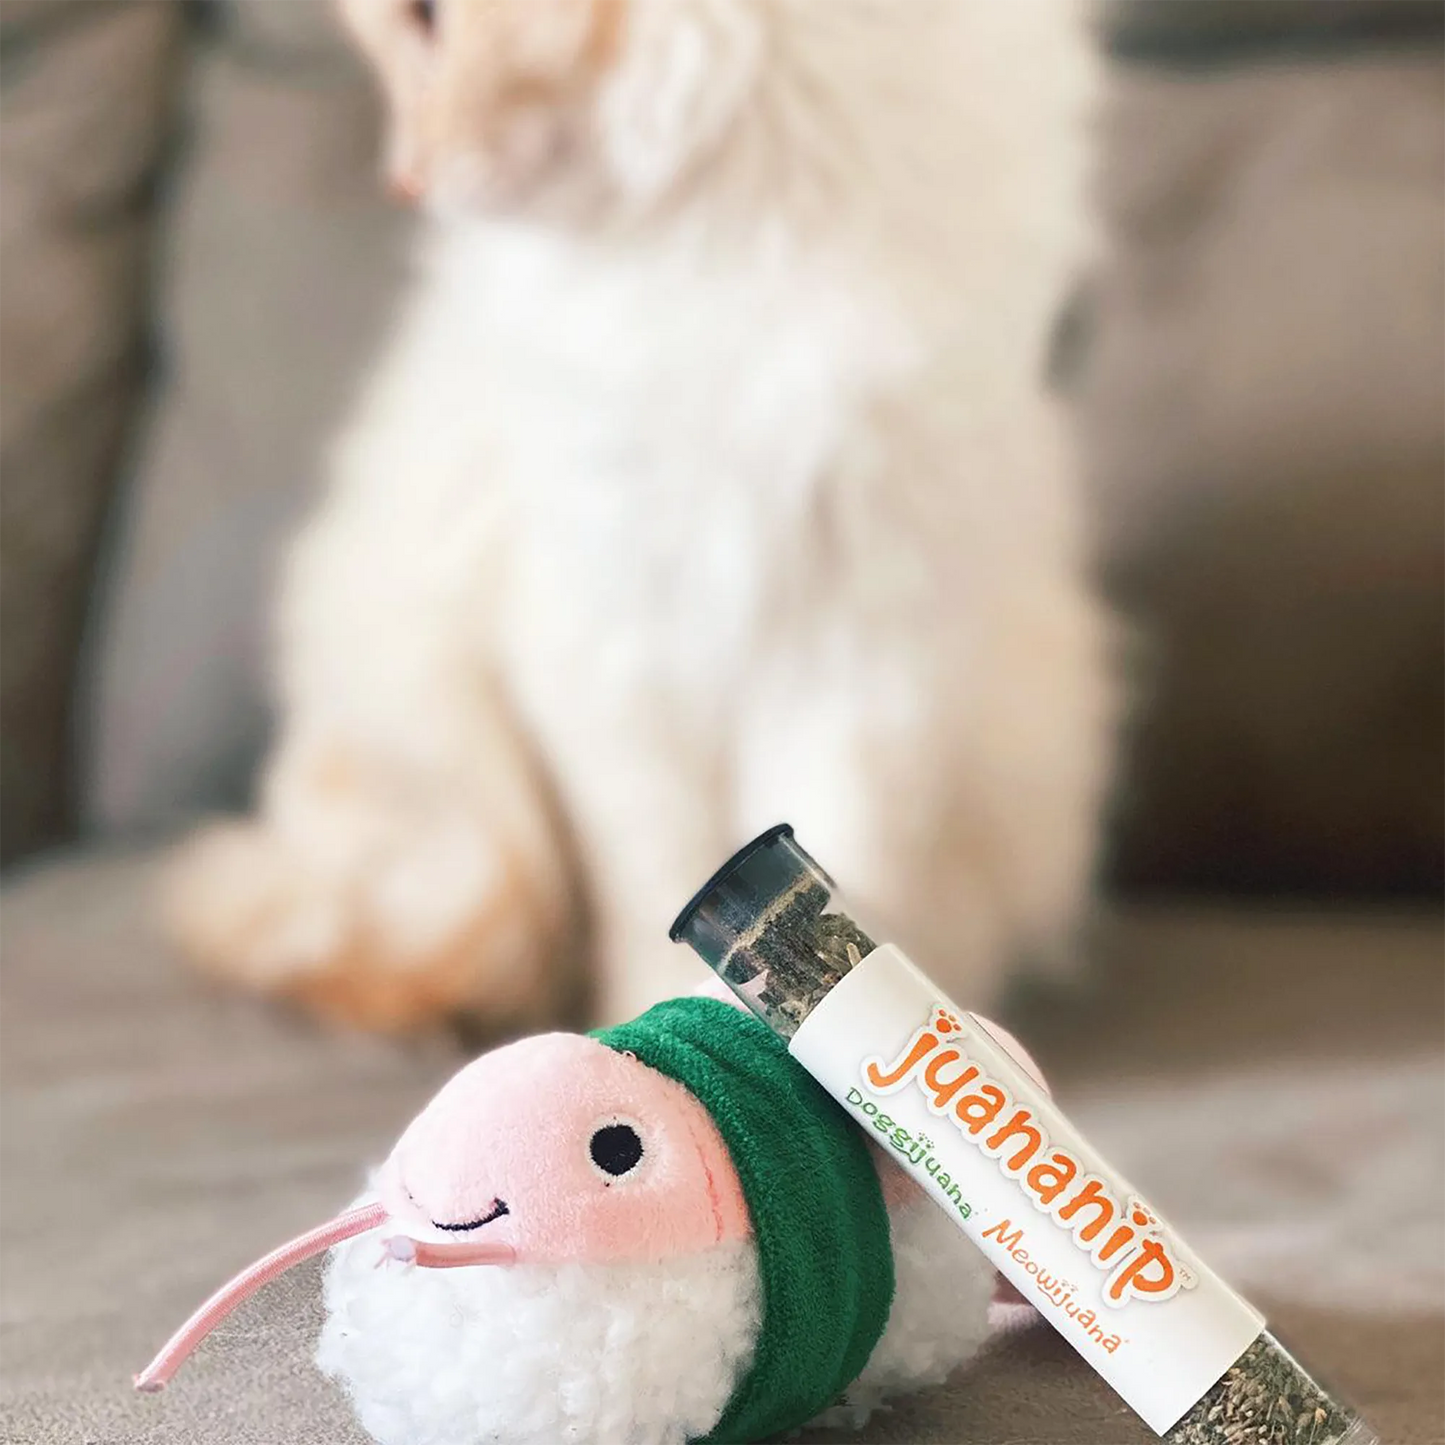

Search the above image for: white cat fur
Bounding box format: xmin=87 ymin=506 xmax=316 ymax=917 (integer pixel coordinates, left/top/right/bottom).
xmin=167 ymin=0 xmax=1114 ymax=1029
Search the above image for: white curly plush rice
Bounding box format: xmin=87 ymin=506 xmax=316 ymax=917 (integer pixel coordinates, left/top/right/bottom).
xmin=318 ymin=1189 xmax=992 ymax=1445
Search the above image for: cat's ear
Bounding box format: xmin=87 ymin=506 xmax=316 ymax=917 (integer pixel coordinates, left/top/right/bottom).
xmin=599 ymin=0 xmax=762 ymax=202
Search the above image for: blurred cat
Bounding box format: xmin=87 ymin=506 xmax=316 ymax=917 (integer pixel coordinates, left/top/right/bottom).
xmin=164 ymin=0 xmax=1114 ymax=1032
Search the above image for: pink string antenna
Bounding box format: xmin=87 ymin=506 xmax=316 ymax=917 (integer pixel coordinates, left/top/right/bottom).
xmin=134 ymin=1202 xmax=389 ymax=1392
xmin=134 ymin=1201 xmax=522 ymax=1392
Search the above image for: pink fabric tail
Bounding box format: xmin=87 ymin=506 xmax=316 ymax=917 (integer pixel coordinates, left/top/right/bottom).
xmin=134 ymin=1201 xmax=388 ymax=1392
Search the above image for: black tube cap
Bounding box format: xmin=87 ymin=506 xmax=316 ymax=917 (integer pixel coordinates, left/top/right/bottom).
xmin=670 ymin=824 xmax=836 ymax=974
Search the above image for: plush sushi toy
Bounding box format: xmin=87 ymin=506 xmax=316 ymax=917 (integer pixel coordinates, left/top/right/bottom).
xmin=135 ymin=990 xmax=1015 ymax=1444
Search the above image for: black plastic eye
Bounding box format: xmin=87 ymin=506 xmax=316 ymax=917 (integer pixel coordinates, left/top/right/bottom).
xmin=589 ymin=1122 xmax=644 ymax=1178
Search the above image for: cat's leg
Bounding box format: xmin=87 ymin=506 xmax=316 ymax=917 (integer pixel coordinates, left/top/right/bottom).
xmin=571 ymin=641 xmax=1105 ymax=1031
xmin=734 ymin=433 xmax=1115 ymax=1011
xmin=164 ymin=476 xmax=579 ymax=1034
xmin=519 ymin=696 xmax=730 ymax=1024
xmin=731 ymin=587 xmax=1114 ymax=1013
xmin=585 ymin=814 xmax=729 ymax=1025
xmin=557 ymin=728 xmax=728 ymax=1023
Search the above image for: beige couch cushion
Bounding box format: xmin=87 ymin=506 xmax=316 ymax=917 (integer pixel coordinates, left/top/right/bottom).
xmin=0 ymin=0 xmax=186 ymax=862
xmin=1080 ymin=49 xmax=1443 ymax=893
xmin=81 ymin=0 xmax=409 ymax=835
xmin=1100 ymin=0 xmax=1444 ymax=58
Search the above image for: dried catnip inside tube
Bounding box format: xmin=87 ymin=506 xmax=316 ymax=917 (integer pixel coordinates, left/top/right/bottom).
xmin=671 ymin=823 xmax=877 ymax=1039
xmin=670 ymin=825 xmax=1377 ymax=1445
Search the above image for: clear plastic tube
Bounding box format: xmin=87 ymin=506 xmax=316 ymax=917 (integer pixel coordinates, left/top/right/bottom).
xmin=670 ymin=823 xmax=877 ymax=1040
xmin=1164 ymin=1334 xmax=1377 ymax=1445
xmin=671 ymin=825 xmax=1378 ymax=1445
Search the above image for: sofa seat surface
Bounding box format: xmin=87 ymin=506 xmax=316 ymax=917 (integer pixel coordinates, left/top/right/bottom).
xmin=2 ymin=850 xmax=1440 ymax=1444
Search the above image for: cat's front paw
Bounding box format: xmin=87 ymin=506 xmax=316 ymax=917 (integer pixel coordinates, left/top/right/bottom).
xmin=162 ymin=809 xmax=577 ymax=1034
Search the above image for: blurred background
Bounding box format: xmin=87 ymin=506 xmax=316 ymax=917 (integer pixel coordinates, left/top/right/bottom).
xmin=1 ymin=0 xmax=1440 ymax=896
xmin=1 ymin=3 xmax=1441 ymax=1442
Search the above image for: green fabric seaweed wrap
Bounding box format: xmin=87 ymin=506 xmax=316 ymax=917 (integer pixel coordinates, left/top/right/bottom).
xmin=596 ymin=995 xmax=895 ymax=1443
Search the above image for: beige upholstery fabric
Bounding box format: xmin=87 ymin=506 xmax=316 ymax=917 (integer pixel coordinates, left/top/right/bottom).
xmin=0 ymin=0 xmax=186 ymax=862
xmin=82 ymin=1 xmax=410 ymax=834
xmin=1099 ymin=0 xmax=1445 ymax=57
xmin=1081 ymin=52 xmax=1444 ymax=893
xmin=3 ymin=851 xmax=1440 ymax=1442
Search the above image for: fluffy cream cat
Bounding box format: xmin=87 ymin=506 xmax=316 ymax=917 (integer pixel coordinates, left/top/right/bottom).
xmin=165 ymin=0 xmax=1114 ymax=1032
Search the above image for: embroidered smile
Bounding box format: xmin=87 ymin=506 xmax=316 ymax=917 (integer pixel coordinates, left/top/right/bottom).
xmin=432 ymin=1198 xmax=510 ymax=1232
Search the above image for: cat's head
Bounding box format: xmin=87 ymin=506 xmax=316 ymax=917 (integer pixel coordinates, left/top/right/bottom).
xmin=336 ymin=0 xmax=767 ymax=224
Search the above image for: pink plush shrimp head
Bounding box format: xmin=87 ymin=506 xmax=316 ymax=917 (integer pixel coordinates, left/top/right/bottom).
xmin=134 ymin=1023 xmax=749 ymax=1393
xmin=374 ymin=1032 xmax=751 ymax=1265
xmin=133 ymin=996 xmax=964 ymax=1445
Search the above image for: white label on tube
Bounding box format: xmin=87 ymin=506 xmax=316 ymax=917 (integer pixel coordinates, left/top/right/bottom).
xmin=789 ymin=944 xmax=1263 ymax=1436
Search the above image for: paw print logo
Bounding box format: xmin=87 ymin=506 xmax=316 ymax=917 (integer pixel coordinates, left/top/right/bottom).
xmin=933 ymin=1009 xmax=961 ymax=1035
xmin=1127 ymin=1198 xmax=1159 ymax=1231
